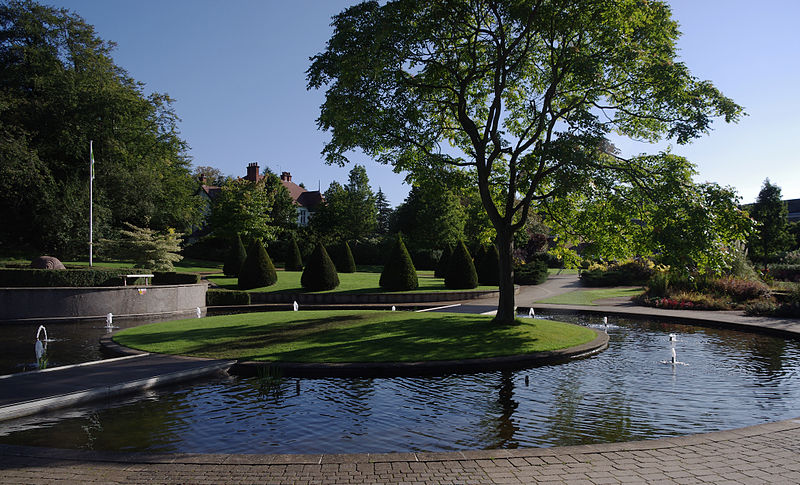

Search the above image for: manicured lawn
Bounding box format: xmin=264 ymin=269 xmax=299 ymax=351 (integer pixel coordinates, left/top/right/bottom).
xmin=547 ymin=268 xmax=580 ymax=275
xmin=114 ymin=310 xmax=597 ymax=363
xmin=535 ymin=287 xmax=644 ymax=306
xmin=208 ymin=270 xmax=498 ymax=294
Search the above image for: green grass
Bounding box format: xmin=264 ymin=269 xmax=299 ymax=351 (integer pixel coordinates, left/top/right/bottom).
xmin=208 ymin=270 xmax=498 ymax=294
xmin=535 ymin=287 xmax=644 ymax=306
xmin=114 ymin=310 xmax=597 ymax=363
xmin=547 ymin=268 xmax=580 ymax=275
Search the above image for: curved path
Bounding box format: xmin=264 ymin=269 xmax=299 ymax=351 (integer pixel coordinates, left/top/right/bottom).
xmin=2 ymin=275 xmax=800 ymax=484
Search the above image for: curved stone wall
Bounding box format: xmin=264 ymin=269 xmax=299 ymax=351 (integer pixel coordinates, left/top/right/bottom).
xmin=0 ymin=284 xmax=207 ymax=323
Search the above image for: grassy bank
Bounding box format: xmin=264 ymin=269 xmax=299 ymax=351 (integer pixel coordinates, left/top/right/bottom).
xmin=114 ymin=310 xmax=597 ymax=363
xmin=535 ymin=287 xmax=643 ymax=306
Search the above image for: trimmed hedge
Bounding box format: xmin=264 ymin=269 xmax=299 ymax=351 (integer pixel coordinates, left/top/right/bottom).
xmin=206 ymin=289 xmax=251 ymax=306
xmin=769 ymin=264 xmax=800 ymax=282
xmin=223 ymin=234 xmax=247 ymax=276
xmin=334 ymin=241 xmax=357 ymax=273
xmin=514 ymin=260 xmax=548 ymax=285
xmin=284 ymin=235 xmax=304 ymax=271
xmin=434 ymin=245 xmax=452 ymax=278
xmin=0 ymin=268 xmax=131 ymax=287
xmin=580 ymin=261 xmax=654 ymax=287
xmin=0 ymin=268 xmax=202 ymax=287
xmin=478 ymin=245 xmax=500 ymax=286
xmin=301 ymin=244 xmax=340 ymax=291
xmin=380 ymin=234 xmax=418 ymax=291
xmin=152 ymin=272 xmax=200 ymax=285
xmin=238 ymin=240 xmax=278 ymax=290
xmin=445 ymin=240 xmax=478 ymax=289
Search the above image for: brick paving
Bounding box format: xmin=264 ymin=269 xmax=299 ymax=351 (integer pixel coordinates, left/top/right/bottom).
xmin=2 ymin=274 xmax=799 ymax=484
xmin=2 ymin=417 xmax=800 ymax=483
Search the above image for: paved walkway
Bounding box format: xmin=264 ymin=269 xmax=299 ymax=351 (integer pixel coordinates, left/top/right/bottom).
xmin=2 ymin=276 xmax=800 ymax=484
xmin=0 ymin=353 xmax=233 ymax=421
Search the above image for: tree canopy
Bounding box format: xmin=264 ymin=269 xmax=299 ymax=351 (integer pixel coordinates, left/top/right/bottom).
xmin=310 ymin=165 xmax=377 ymax=243
xmin=748 ymin=179 xmax=792 ymax=265
xmin=308 ymin=0 xmax=742 ymax=323
xmin=0 ymin=0 xmax=200 ymax=256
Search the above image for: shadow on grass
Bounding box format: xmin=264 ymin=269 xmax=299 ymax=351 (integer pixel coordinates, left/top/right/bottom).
xmin=115 ymin=313 xmax=579 ymax=363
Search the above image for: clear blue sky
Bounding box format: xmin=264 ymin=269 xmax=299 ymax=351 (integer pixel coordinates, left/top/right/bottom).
xmin=50 ymin=0 xmax=800 ymax=206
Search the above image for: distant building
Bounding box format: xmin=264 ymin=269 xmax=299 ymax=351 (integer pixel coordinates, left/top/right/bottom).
xmin=279 ymin=171 xmax=322 ymax=226
xmin=787 ymin=198 xmax=800 ymax=223
xmin=194 ymin=163 xmax=322 ymax=230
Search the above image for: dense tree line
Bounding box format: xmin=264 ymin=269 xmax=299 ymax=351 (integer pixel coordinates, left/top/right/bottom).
xmin=1 ymin=0 xmax=200 ymax=257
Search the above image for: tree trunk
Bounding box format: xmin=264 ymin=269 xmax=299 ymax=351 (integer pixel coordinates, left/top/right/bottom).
xmin=493 ymin=227 xmax=517 ymax=325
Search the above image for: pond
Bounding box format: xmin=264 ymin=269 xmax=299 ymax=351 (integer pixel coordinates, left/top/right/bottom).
xmin=0 ymin=314 xmax=798 ymax=454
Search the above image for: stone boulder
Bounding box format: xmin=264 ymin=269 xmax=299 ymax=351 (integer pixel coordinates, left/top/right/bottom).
xmin=30 ymin=256 xmax=66 ymax=270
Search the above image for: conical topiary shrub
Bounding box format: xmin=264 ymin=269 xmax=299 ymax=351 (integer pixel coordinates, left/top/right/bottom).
xmin=434 ymin=244 xmax=452 ymax=278
xmin=335 ymin=241 xmax=356 ymax=273
xmin=473 ymin=244 xmax=487 ymax=278
xmin=284 ymin=234 xmax=303 ymax=271
xmin=380 ymin=233 xmax=418 ymax=291
xmin=301 ymin=244 xmax=340 ymax=291
xmin=238 ymin=239 xmax=278 ymax=290
xmin=478 ymin=244 xmax=500 ymax=286
xmin=445 ymin=240 xmax=478 ymax=289
xmin=223 ymin=233 xmax=247 ymax=277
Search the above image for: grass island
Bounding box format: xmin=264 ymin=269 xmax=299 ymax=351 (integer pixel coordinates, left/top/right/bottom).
xmin=113 ymin=310 xmax=597 ymax=363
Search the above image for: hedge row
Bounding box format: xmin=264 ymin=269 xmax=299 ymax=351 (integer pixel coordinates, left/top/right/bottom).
xmin=152 ymin=272 xmax=200 ymax=285
xmin=0 ymin=268 xmax=131 ymax=287
xmin=514 ymin=260 xmax=548 ymax=285
xmin=0 ymin=268 xmax=199 ymax=287
xmin=768 ymin=264 xmax=800 ymax=282
xmin=206 ymin=289 xmax=251 ymax=306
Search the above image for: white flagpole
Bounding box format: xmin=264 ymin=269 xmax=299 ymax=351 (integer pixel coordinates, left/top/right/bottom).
xmin=89 ymin=140 xmax=93 ymax=267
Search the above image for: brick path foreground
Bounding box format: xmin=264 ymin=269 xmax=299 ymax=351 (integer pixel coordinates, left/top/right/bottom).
xmin=2 ymin=417 xmax=800 ymax=484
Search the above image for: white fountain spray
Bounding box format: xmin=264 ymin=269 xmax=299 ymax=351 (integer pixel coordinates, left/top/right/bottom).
xmin=391 ymin=305 xmax=396 ymax=311
xmin=603 ymin=316 xmax=608 ymax=332
xmin=34 ymin=325 xmax=48 ymax=369
xmin=196 ymin=307 xmax=202 ymax=318
xmin=529 ymin=308 xmax=535 ymax=318
xmin=293 ymin=301 xmax=299 ymax=312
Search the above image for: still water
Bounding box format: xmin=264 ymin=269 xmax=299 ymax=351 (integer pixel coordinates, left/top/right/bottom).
xmin=0 ymin=314 xmax=798 ymax=454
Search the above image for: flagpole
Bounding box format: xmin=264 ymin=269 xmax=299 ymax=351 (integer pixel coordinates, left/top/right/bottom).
xmin=89 ymin=140 xmax=93 ymax=267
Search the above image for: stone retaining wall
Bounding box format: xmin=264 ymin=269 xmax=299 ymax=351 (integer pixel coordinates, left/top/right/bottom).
xmin=248 ymin=288 xmax=504 ymax=305
xmin=0 ymin=284 xmax=207 ymax=323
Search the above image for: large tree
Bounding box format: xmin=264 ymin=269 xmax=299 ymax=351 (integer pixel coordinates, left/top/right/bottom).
xmin=748 ymin=179 xmax=792 ymax=266
xmin=308 ymin=0 xmax=742 ymax=323
xmin=390 ymin=182 xmax=465 ymax=252
xmin=310 ymin=165 xmax=377 ymax=243
xmin=0 ymin=0 xmax=200 ymax=256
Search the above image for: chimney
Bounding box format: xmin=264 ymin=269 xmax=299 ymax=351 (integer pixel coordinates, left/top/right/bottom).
xmin=280 ymin=171 xmax=292 ymax=182
xmin=246 ymin=162 xmax=259 ymax=182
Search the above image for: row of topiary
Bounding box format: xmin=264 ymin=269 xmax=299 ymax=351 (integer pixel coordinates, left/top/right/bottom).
xmin=227 ymin=232 xmax=513 ymax=292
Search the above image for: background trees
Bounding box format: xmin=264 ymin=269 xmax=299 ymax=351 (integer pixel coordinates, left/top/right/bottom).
xmin=748 ymin=179 xmax=793 ymax=266
xmin=390 ymin=182 xmax=465 ymax=253
xmin=308 ymin=0 xmax=742 ymax=322
xmin=0 ymin=1 xmax=200 ymax=257
xmin=310 ymin=165 xmax=377 ymax=243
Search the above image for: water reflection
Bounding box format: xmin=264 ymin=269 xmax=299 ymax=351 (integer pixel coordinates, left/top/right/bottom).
xmin=0 ymin=314 xmax=799 ymax=454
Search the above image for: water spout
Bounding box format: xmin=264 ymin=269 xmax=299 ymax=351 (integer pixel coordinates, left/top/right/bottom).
xmin=293 ymin=301 xmax=299 ymax=312
xmin=196 ymin=307 xmax=202 ymax=318
xmin=671 ymin=347 xmax=677 ymax=364
xmin=34 ymin=325 xmax=48 ymax=369
xmin=529 ymin=308 xmax=535 ymax=318
xmin=391 ymin=305 xmax=396 ymax=311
